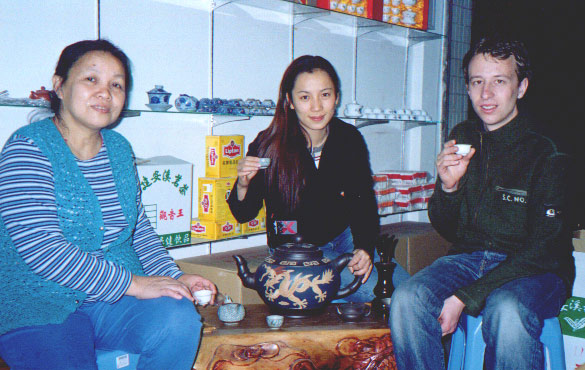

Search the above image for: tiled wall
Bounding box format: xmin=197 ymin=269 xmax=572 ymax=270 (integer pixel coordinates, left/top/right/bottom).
xmin=445 ymin=0 xmax=472 ymax=134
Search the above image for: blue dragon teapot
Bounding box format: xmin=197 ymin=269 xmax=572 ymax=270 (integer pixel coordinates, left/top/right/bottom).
xmin=233 ymin=239 xmax=362 ymax=317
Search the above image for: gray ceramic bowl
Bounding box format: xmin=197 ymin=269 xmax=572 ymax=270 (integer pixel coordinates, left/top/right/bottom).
xmin=218 ymin=303 xmax=245 ymax=323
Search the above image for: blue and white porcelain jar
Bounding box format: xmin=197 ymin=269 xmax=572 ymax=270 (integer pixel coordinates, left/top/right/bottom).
xmin=147 ymin=85 xmax=171 ymax=105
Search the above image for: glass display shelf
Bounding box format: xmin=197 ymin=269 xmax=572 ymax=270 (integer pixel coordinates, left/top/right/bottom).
xmin=213 ymin=0 xmax=444 ymax=43
xmin=380 ymin=207 xmax=428 ymax=217
xmin=1 ymin=102 xmax=440 ymax=128
xmin=166 ymin=231 xmax=267 ymax=250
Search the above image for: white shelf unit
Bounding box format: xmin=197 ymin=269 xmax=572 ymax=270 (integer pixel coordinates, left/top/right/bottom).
xmin=0 ymin=0 xmax=448 ymax=258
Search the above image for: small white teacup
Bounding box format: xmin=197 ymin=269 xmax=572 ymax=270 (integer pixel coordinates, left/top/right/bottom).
xmin=456 ymin=144 xmax=472 ymax=156
xmin=259 ymin=158 xmax=271 ymax=169
xmin=194 ymin=289 xmax=213 ymax=305
xmin=266 ymin=315 xmax=284 ymax=329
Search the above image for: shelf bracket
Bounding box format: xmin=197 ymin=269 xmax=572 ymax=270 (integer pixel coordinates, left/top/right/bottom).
xmin=210 ymin=114 xmax=252 ymax=128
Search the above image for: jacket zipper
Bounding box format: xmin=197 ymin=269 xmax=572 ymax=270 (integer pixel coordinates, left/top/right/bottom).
xmin=473 ymin=133 xmax=488 ymax=226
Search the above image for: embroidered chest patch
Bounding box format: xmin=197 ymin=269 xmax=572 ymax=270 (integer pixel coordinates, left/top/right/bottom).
xmin=495 ymin=186 xmax=528 ymax=205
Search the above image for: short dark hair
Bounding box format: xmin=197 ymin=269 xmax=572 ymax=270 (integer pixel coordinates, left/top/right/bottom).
xmin=462 ymin=36 xmax=532 ymax=84
xmin=50 ymin=39 xmax=132 ymax=116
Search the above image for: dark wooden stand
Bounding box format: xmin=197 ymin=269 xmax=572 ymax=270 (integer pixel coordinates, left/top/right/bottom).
xmin=194 ymin=303 xmax=396 ymax=370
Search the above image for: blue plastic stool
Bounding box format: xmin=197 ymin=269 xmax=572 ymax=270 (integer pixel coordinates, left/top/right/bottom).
xmin=96 ymin=350 xmax=139 ymax=370
xmin=447 ymin=314 xmax=565 ymax=370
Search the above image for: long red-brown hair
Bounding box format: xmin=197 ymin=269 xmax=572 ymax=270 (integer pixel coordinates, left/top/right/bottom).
xmin=256 ymin=55 xmax=341 ymax=213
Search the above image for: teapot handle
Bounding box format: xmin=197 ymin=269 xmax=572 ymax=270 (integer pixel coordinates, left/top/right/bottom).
xmin=331 ymin=252 xmax=363 ymax=300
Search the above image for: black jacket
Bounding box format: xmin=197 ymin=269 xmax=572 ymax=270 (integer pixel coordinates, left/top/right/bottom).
xmin=227 ymin=118 xmax=379 ymax=257
xmin=429 ymin=115 xmax=575 ymax=315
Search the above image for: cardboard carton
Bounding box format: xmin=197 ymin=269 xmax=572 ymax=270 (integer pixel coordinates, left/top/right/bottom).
xmin=191 ymin=218 xmax=241 ymax=241
xmin=136 ymin=156 xmax=192 ymax=248
xmin=559 ymin=296 xmax=585 ymax=369
xmin=198 ymin=177 xmax=237 ymax=221
xmin=380 ymin=222 xmax=451 ymax=275
xmin=177 ymin=246 xmax=269 ymax=304
xmin=242 ymin=206 xmax=267 ymax=235
xmin=205 ymin=135 xmax=244 ymax=178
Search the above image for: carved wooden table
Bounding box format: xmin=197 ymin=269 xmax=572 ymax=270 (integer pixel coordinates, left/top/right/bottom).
xmin=194 ymin=304 xmax=396 ymax=370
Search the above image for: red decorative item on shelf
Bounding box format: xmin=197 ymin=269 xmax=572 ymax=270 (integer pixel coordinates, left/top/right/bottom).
xmin=29 ymin=86 xmax=51 ymax=101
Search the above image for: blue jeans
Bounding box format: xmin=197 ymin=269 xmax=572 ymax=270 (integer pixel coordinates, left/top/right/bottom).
xmin=320 ymin=227 xmax=410 ymax=303
xmin=0 ymin=296 xmax=202 ymax=370
xmin=389 ymin=250 xmax=566 ymax=370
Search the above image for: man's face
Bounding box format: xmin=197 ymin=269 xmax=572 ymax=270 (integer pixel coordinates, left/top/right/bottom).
xmin=467 ymin=54 xmax=528 ymax=131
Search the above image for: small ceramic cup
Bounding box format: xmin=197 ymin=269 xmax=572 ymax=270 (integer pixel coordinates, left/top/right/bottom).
xmin=266 ymin=315 xmax=284 ymax=329
xmin=194 ymin=289 xmax=213 ymax=305
xmin=259 ymin=158 xmax=271 ymax=169
xmin=456 ymin=144 xmax=472 ymax=156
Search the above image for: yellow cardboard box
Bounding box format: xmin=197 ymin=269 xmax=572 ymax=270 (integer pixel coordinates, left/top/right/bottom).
xmin=205 ymin=135 xmax=244 ymax=178
xmin=198 ymin=177 xmax=237 ymax=221
xmin=241 ymin=206 xmax=266 ymax=235
xmin=191 ymin=218 xmax=241 ymax=240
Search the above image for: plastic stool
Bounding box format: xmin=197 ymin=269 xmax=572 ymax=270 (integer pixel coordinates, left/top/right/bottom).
xmin=96 ymin=350 xmax=139 ymax=370
xmin=447 ymin=314 xmax=565 ymax=370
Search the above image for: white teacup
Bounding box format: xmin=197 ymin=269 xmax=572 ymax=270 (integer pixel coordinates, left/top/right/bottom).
xmin=383 ymin=5 xmax=390 ymax=13
xmin=391 ymin=7 xmax=401 ymax=15
xmin=344 ymin=102 xmax=363 ymax=117
xmin=383 ymin=108 xmax=395 ymax=114
xmin=348 ymin=4 xmax=356 ymax=13
xmin=330 ymin=0 xmax=338 ymax=9
xmin=391 ymin=15 xmax=400 ymax=23
xmin=363 ymin=107 xmax=374 ymax=115
xmin=372 ymin=107 xmax=382 ymax=114
xmin=403 ymin=0 xmax=417 ymax=6
xmin=194 ymin=289 xmax=213 ymax=305
xmin=259 ymin=158 xmax=271 ymax=169
xmin=456 ymin=144 xmax=472 ymax=156
xmin=391 ymin=0 xmax=401 ymax=5
xmin=357 ymin=6 xmax=364 ymax=14
xmin=383 ymin=14 xmax=391 ymax=22
xmin=338 ymin=3 xmax=347 ymax=11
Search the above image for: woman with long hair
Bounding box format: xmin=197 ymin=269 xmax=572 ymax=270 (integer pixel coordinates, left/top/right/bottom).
xmin=228 ymin=55 xmax=383 ymax=301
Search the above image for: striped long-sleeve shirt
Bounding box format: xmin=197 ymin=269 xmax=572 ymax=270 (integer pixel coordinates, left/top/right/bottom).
xmin=0 ymin=134 xmax=182 ymax=304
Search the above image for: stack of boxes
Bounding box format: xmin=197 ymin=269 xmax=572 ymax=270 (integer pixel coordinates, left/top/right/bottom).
xmin=372 ymin=170 xmax=435 ymax=215
xmin=191 ymin=135 xmax=266 ymax=241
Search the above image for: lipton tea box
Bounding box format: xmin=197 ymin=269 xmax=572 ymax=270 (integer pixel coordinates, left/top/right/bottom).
xmin=205 ymin=135 xmax=244 ymax=178
xmin=242 ymin=206 xmax=267 ymax=235
xmin=136 ymin=156 xmax=193 ymax=248
xmin=191 ymin=218 xmax=241 ymax=240
xmin=198 ymin=177 xmax=237 ymax=221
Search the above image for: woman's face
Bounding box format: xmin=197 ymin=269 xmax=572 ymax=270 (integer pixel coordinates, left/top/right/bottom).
xmin=289 ymin=69 xmax=339 ymax=139
xmin=53 ymin=50 xmax=126 ymax=133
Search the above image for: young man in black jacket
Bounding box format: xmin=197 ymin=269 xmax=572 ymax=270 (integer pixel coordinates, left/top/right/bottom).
xmin=390 ymin=36 xmax=574 ymax=370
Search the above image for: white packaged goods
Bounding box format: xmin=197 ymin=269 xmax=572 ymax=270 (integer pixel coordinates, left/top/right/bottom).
xmin=422 ymin=183 xmax=435 ymax=197
xmin=377 ymin=201 xmax=395 ymax=216
xmin=373 ymin=170 xmax=434 ymax=215
xmin=376 ymin=170 xmax=429 ymax=185
xmin=375 ymin=187 xmax=397 ymax=204
xmin=395 ymin=185 xmax=424 ymax=202
xmin=136 ymin=156 xmax=193 ymax=248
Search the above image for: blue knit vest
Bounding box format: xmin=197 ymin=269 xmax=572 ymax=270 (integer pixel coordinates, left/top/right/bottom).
xmin=0 ymin=119 xmax=144 ymax=335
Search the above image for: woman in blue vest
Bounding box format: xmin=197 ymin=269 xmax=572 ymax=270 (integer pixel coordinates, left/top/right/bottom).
xmin=0 ymin=40 xmax=216 ymax=370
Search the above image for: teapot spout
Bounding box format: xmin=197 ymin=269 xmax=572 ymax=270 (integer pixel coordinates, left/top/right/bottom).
xmin=233 ymin=255 xmax=256 ymax=289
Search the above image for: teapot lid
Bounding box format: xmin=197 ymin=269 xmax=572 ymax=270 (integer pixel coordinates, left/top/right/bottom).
xmin=273 ymin=240 xmax=322 ymax=261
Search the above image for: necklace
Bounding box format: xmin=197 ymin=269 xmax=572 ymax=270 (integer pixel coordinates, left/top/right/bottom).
xmin=52 ymin=117 xmax=103 ymax=160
